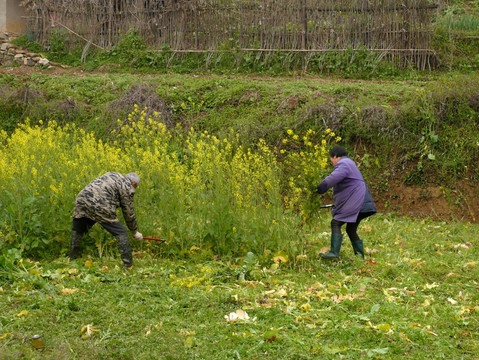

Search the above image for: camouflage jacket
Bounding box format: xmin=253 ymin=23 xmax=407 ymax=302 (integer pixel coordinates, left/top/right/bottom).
xmin=73 ymin=172 xmax=137 ymax=231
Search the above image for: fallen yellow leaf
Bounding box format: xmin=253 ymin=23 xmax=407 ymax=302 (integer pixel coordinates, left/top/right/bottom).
xmin=185 ymin=336 xmax=196 ymax=348
xmin=361 ymin=225 xmax=372 ymax=232
xmin=179 ymin=329 xmax=196 ymax=336
xmin=61 ymin=288 xmax=78 ymax=295
xmin=422 ymin=299 xmax=431 ymax=307
xmin=81 ymin=324 xmax=99 ymax=340
xmin=399 ymin=332 xmax=416 ymax=344
xmin=16 ymin=310 xmax=29 ymax=317
xmin=299 ymin=303 xmax=311 ymax=312
xmin=273 ymin=255 xmax=288 ymax=264
xmin=224 ymin=309 xmax=254 ymax=322
xmin=29 ymin=269 xmax=40 ymax=276
xmin=377 ymin=323 xmax=391 ymax=331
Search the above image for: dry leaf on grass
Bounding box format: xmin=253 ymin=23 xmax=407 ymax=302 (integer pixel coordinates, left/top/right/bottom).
xmin=81 ymin=324 xmax=99 ymax=340
xmin=61 ymin=288 xmax=78 ymax=295
xmin=16 ymin=310 xmax=29 ymax=317
xmin=225 ymin=309 xmax=256 ymax=323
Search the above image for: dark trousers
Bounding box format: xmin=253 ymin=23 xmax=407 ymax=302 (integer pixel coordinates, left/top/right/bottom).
xmin=72 ymin=217 xmax=128 ymax=237
xmin=71 ymin=217 xmax=133 ymax=267
xmin=331 ymin=212 xmax=373 ymax=242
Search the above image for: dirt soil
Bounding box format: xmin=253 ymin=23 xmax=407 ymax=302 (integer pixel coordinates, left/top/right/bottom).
xmin=375 ymin=180 xmax=479 ymax=223
xmin=2 ymin=65 xmax=478 ymax=223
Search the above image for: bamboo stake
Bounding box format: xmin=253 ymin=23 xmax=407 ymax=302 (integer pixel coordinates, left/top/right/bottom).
xmin=152 ymin=48 xmax=435 ymax=53
xmin=54 ymin=21 xmax=105 ymax=50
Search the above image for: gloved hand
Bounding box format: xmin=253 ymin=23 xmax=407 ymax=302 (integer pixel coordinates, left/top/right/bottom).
xmin=133 ymin=231 xmax=143 ymax=240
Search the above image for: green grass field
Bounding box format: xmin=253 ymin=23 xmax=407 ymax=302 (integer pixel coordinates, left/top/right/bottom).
xmin=1 ymin=214 xmax=477 ymax=359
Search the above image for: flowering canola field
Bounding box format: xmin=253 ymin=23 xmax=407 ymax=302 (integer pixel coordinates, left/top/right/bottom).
xmin=0 ymin=107 xmax=339 ymax=260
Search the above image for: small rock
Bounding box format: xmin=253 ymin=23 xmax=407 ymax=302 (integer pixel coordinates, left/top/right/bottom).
xmin=2 ymin=57 xmax=14 ymax=66
xmin=38 ymin=58 xmax=50 ymax=66
xmin=0 ymin=43 xmax=10 ymax=51
xmin=24 ymin=57 xmax=36 ymax=66
xmin=14 ymin=53 xmax=24 ymax=62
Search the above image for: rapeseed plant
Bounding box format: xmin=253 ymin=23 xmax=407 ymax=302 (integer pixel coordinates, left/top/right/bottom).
xmin=0 ymin=107 xmax=333 ymax=260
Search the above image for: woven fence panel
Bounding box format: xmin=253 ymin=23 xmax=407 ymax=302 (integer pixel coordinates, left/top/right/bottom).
xmin=22 ymin=0 xmax=438 ymax=68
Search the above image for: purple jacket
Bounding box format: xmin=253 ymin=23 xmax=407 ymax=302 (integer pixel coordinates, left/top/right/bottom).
xmin=317 ymin=157 xmax=375 ymax=222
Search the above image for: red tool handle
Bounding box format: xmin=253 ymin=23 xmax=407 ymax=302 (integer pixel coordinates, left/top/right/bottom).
xmin=143 ymin=237 xmax=166 ymax=242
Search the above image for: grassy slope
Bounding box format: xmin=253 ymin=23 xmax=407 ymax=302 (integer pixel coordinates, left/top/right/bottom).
xmin=1 ymin=215 xmax=478 ymax=359
xmin=1 ymin=71 xmax=478 ymax=184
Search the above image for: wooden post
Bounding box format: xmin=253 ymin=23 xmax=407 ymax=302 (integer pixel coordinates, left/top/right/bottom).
xmin=260 ymin=0 xmax=265 ymax=48
xmin=195 ymin=0 xmax=199 ymax=50
xmin=301 ymin=0 xmax=307 ymax=50
xmin=301 ymin=0 xmax=307 ymax=70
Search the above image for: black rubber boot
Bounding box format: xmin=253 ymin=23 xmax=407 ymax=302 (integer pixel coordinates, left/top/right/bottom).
xmin=70 ymin=230 xmax=83 ymax=260
xmin=117 ymin=234 xmax=133 ymax=269
xmin=320 ymin=233 xmax=343 ymax=259
xmin=351 ymin=239 xmax=365 ymax=259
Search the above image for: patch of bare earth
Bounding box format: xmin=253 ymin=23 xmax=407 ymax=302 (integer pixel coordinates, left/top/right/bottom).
xmin=376 ymin=180 xmax=479 ymax=223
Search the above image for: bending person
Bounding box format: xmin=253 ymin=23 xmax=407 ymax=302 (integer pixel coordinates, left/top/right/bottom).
xmin=70 ymin=172 xmax=143 ymax=269
xmin=317 ymin=146 xmax=376 ymax=259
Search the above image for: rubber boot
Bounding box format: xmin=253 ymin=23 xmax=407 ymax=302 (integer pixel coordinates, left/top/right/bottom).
xmin=70 ymin=230 xmax=83 ymax=260
xmin=351 ymin=239 xmax=365 ymax=259
xmin=117 ymin=234 xmax=134 ymax=269
xmin=320 ymin=233 xmax=343 ymax=259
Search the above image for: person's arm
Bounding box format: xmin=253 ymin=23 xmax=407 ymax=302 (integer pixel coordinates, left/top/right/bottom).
xmin=317 ymin=161 xmax=349 ymax=194
xmin=119 ymin=186 xmax=138 ymax=232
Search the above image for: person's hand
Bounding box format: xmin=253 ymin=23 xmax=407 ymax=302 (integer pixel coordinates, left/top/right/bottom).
xmin=133 ymin=231 xmax=143 ymax=240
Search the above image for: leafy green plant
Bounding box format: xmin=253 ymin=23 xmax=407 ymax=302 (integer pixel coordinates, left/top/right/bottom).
xmin=1 ymin=190 xmax=47 ymax=255
xmin=107 ymin=29 xmax=147 ymax=67
xmin=10 ymin=35 xmax=44 ymax=53
xmin=48 ymin=29 xmax=68 ymax=59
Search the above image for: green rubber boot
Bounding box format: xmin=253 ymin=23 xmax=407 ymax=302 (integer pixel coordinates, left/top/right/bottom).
xmin=320 ymin=233 xmax=343 ymax=259
xmin=351 ymin=239 xmax=365 ymax=259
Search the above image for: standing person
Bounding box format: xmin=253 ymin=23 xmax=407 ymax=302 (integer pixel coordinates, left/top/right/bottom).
xmin=316 ymin=146 xmax=376 ymax=259
xmin=70 ymin=172 xmax=143 ymax=269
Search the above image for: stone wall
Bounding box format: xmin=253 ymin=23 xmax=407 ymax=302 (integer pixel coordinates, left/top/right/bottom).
xmin=0 ymin=32 xmax=52 ymax=67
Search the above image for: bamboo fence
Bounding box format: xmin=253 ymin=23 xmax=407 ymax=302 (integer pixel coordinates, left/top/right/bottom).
xmin=21 ymin=0 xmax=439 ymax=69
